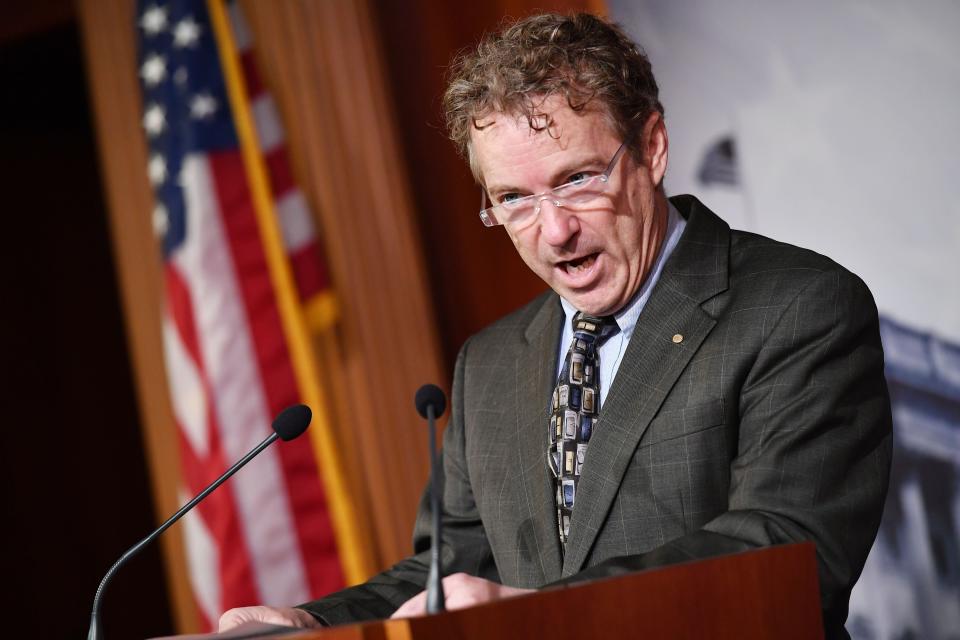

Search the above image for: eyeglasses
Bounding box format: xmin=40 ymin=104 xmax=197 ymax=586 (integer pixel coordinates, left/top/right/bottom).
xmin=479 ymin=140 xmax=630 ymax=229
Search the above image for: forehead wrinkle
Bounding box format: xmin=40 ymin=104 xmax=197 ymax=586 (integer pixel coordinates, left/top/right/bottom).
xmin=473 ymin=97 xmax=618 ymax=191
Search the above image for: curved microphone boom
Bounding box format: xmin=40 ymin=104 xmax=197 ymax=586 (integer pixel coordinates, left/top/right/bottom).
xmin=415 ymin=384 xmax=447 ymax=614
xmin=87 ymin=404 xmax=313 ymax=640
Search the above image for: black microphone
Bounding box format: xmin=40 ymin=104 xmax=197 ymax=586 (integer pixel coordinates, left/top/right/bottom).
xmin=87 ymin=404 xmax=313 ymax=640
xmin=415 ymin=384 xmax=447 ymax=614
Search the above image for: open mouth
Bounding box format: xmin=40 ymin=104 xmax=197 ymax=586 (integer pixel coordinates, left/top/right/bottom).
xmin=560 ymin=252 xmax=599 ymax=275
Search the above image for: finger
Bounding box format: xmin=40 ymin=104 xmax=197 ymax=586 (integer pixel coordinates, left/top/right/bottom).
xmin=219 ymin=606 xmax=317 ymax=631
xmin=444 ymin=590 xmax=485 ymax=611
xmin=441 ymin=572 xmax=471 ymax=588
xmin=260 ymin=608 xmax=302 ymax=626
xmin=219 ymin=607 xmax=258 ymax=632
xmin=391 ymin=591 xmax=427 ymax=619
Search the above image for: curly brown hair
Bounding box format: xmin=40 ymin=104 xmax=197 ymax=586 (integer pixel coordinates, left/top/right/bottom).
xmin=443 ymin=13 xmax=664 ymax=182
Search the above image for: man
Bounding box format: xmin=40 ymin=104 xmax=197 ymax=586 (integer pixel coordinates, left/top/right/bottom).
xmin=220 ymin=13 xmax=891 ymax=637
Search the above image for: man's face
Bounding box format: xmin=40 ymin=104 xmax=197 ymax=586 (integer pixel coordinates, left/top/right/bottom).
xmin=470 ymin=95 xmax=669 ymax=316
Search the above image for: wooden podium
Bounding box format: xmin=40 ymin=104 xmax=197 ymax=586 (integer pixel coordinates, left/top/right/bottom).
xmin=244 ymin=543 xmax=823 ymax=640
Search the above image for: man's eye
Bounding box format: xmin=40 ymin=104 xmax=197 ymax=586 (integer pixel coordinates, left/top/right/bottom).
xmin=499 ymin=193 xmax=522 ymax=204
xmin=567 ymin=172 xmax=590 ymax=184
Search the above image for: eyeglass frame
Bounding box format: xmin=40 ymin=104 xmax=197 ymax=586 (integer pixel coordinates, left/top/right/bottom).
xmin=478 ymin=139 xmax=631 ymax=228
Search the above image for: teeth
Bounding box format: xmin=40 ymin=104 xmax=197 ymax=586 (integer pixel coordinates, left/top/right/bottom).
xmin=565 ymin=254 xmax=596 ymax=274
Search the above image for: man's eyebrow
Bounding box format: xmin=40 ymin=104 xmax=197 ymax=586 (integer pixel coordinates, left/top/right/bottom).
xmin=487 ymin=153 xmax=609 ymax=197
xmin=548 ymin=154 xmax=608 ymax=183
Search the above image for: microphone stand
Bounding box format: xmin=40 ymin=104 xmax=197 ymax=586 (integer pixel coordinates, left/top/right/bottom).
xmin=425 ymin=403 xmax=445 ymax=614
xmin=87 ymin=431 xmax=280 ymax=640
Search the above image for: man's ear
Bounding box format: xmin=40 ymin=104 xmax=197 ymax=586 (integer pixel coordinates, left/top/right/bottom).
xmin=641 ymin=111 xmax=668 ymax=186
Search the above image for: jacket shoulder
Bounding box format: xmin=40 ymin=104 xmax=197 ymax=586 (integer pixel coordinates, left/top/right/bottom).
xmin=465 ymin=290 xmax=555 ymax=353
xmin=727 ymin=228 xmax=872 ymax=297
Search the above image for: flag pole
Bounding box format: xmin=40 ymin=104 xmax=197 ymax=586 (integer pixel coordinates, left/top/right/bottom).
xmin=206 ymin=0 xmax=374 ymax=585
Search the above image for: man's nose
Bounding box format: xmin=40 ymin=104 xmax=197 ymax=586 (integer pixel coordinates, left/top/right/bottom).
xmin=537 ymin=196 xmax=579 ymax=246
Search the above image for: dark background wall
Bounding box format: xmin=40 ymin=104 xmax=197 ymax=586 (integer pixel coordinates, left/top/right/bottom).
xmin=0 ymin=13 xmax=173 ymax=639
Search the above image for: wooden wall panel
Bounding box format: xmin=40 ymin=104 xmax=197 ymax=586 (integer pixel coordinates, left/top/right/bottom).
xmin=75 ymin=0 xmax=198 ymax=631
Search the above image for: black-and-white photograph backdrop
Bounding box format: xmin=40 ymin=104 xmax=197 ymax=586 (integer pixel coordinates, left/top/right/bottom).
xmin=608 ymin=2 xmax=960 ymax=637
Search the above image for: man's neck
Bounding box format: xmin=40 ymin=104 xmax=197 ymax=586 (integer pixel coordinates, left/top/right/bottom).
xmin=638 ymin=192 xmax=671 ymax=297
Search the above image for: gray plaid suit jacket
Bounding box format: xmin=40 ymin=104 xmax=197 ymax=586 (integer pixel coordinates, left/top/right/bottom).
xmin=301 ymin=196 xmax=892 ymax=638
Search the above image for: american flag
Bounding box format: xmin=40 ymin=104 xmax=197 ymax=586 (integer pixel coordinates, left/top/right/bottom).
xmin=137 ymin=0 xmax=343 ymax=628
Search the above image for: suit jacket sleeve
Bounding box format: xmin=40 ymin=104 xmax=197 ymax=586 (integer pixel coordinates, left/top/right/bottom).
xmin=297 ymin=337 xmax=499 ymax=625
xmin=550 ymin=267 xmax=893 ymax=636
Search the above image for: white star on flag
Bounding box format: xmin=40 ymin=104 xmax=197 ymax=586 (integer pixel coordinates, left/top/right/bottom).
xmin=173 ymin=16 xmax=202 ymax=48
xmin=148 ymin=153 xmax=168 ymax=186
xmin=190 ymin=93 xmax=218 ymax=119
xmin=152 ymin=203 xmax=170 ymax=238
xmin=140 ymin=53 xmax=167 ymax=87
xmin=140 ymin=5 xmax=169 ymax=35
xmin=143 ymin=104 xmax=167 ymax=137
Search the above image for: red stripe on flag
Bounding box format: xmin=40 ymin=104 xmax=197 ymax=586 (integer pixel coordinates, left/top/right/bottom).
xmin=164 ymin=263 xmax=204 ymax=366
xmin=263 ymin=146 xmax=295 ymax=200
xmin=208 ymin=149 xmax=345 ymax=597
xmin=290 ymin=241 xmax=331 ymax=300
xmin=192 ymin=594 xmax=213 ymax=633
xmin=193 ymin=595 xmax=218 ymax=633
xmin=176 ymin=424 xmax=260 ymax=609
xmin=165 ymin=264 xmax=262 ymax=612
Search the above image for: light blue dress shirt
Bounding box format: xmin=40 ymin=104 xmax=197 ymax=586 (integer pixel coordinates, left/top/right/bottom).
xmin=557 ymin=203 xmax=686 ymax=406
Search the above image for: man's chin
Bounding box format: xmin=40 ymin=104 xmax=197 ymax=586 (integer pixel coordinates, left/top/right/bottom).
xmin=560 ymin=291 xmax=621 ymax=317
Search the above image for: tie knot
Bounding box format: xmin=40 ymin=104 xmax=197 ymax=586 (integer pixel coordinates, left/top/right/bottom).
xmin=572 ymin=312 xmax=619 ymax=344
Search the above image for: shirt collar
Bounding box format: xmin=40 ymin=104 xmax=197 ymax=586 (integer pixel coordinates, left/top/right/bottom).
xmin=560 ymin=201 xmax=686 ymax=339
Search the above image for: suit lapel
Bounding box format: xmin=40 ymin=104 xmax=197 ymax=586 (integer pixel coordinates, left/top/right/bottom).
xmin=561 ymin=196 xmax=730 ymax=576
xmin=515 ymin=294 xmax=565 ymax=582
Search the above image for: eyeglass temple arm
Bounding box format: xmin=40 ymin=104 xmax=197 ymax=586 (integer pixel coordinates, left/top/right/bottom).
xmin=604 ymin=140 xmax=630 ymax=177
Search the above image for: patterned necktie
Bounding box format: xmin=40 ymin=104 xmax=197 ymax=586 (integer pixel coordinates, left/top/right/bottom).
xmin=548 ymin=312 xmax=619 ymax=547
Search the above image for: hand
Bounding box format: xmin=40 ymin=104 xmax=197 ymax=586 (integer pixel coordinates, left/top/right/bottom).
xmin=390 ymin=573 xmax=533 ymax=619
xmin=218 ymin=605 xmax=321 ymax=632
